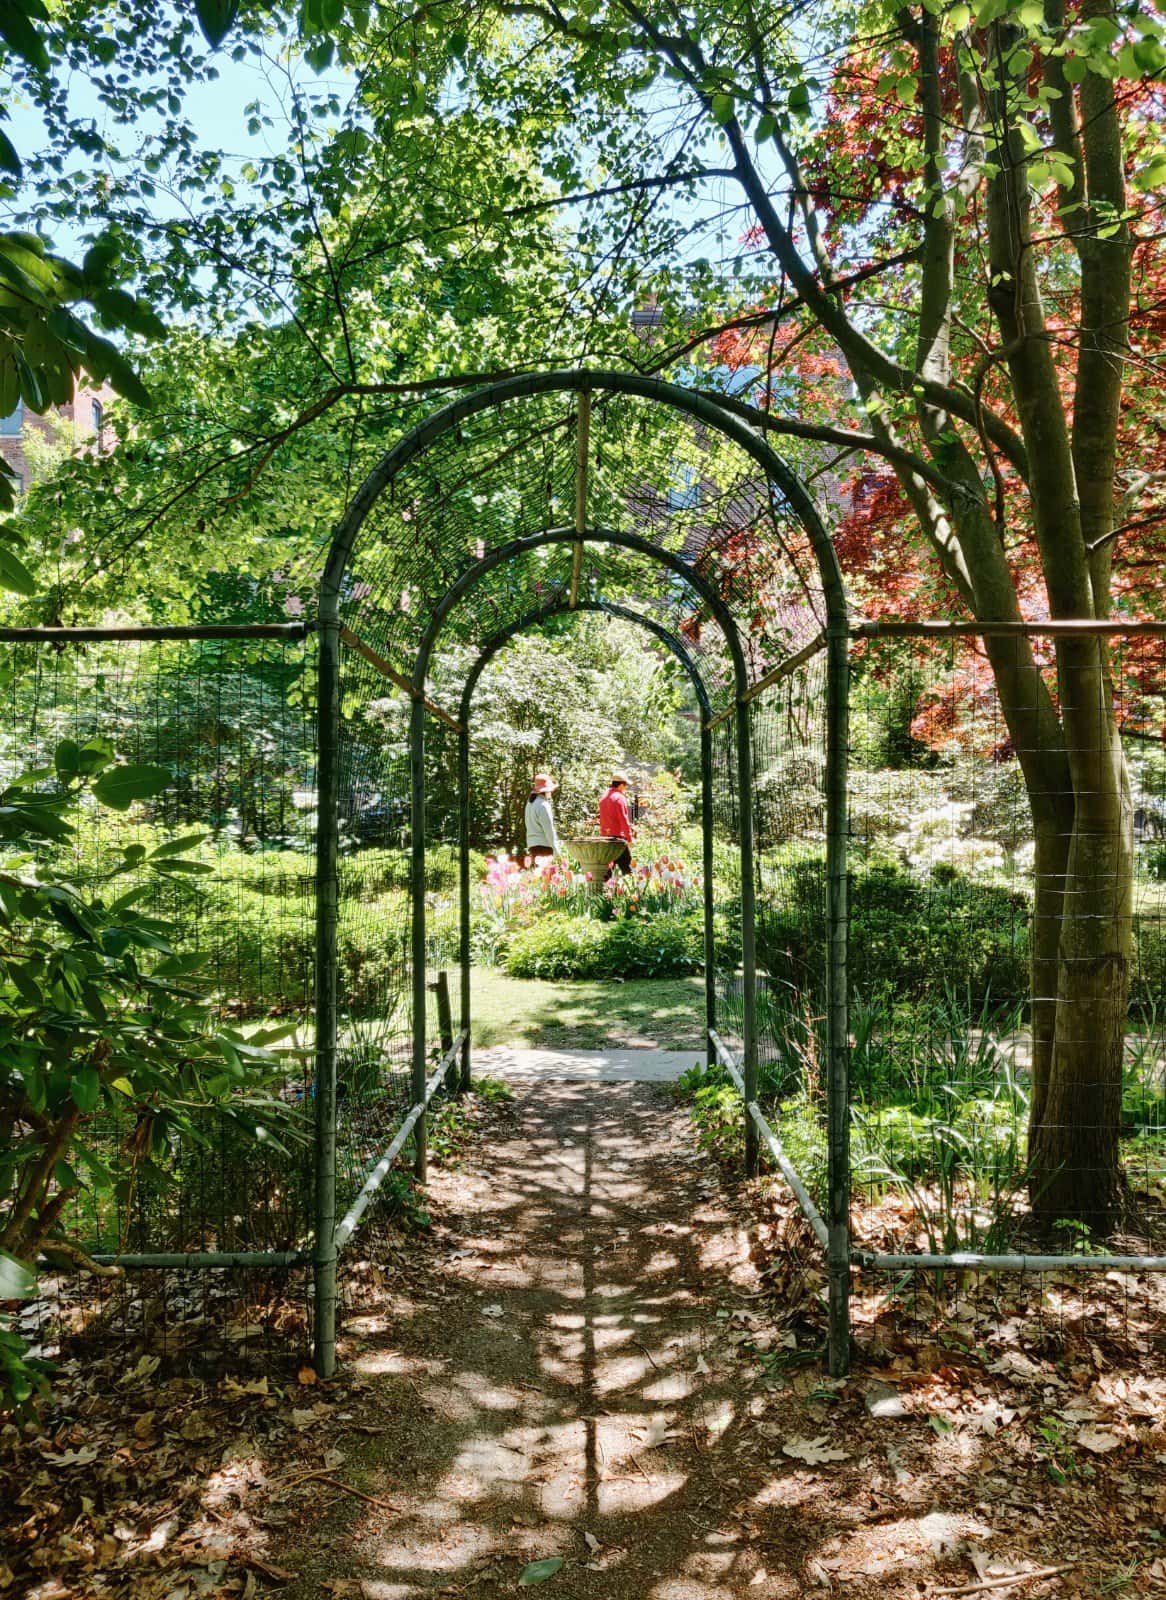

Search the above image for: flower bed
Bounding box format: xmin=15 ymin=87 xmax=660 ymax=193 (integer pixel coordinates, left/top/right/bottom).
xmin=474 ymin=849 xmax=710 ymax=977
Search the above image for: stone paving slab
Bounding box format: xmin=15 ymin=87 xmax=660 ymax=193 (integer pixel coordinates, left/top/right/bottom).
xmin=473 ymin=1043 xmax=706 ymax=1082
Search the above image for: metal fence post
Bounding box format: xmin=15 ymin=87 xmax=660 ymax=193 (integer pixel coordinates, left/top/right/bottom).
xmin=736 ymin=696 xmax=759 ymax=1177
xmin=825 ymin=621 xmax=851 ymax=1376
xmin=458 ymin=723 xmax=472 ymax=1092
xmin=313 ymin=611 xmax=341 ymax=1378
xmin=433 ymin=970 xmax=456 ymax=1091
xmin=700 ymin=715 xmax=717 ymax=1064
xmin=410 ymin=694 xmax=428 ymax=1182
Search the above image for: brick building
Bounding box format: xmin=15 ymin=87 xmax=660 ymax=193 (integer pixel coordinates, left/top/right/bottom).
xmin=0 ymin=380 xmax=114 ymax=496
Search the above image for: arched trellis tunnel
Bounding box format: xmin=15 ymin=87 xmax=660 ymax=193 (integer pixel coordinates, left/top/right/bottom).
xmin=314 ymin=371 xmax=851 ymax=1375
xmin=458 ymin=595 xmax=720 ymax=1071
xmin=5 ymin=375 xmax=1165 ymax=1420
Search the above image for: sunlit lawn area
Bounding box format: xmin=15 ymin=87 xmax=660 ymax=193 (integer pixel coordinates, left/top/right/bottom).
xmin=469 ymin=966 xmax=707 ymax=1050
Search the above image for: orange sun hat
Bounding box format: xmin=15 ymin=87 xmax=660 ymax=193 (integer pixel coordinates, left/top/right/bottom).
xmin=531 ymin=773 xmax=558 ymax=793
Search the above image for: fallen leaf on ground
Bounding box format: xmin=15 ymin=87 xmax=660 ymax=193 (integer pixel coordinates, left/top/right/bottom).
xmin=42 ymin=1447 xmax=99 ymax=1467
xmin=1076 ymin=1428 xmax=1124 ymax=1454
xmin=519 ymin=1557 xmax=564 ymax=1585
xmin=781 ymin=1436 xmax=850 ymax=1465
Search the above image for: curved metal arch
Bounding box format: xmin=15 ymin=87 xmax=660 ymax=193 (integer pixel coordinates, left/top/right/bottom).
xmin=411 ymin=525 xmax=750 ymax=702
xmin=319 ymin=367 xmax=848 ymax=630
xmin=451 ymin=598 xmax=719 ymax=1092
xmin=457 ymin=597 xmax=712 ymax=723
xmin=404 ymin=526 xmax=758 ymax=1196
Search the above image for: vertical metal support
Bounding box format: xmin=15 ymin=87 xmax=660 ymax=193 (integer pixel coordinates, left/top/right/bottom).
xmin=736 ymin=695 xmax=759 ymax=1177
xmin=569 ymin=389 xmax=591 ymax=608
xmin=825 ymin=622 xmax=851 ymax=1376
xmin=700 ymin=715 xmax=717 ymax=1064
xmin=409 ymin=694 xmax=428 ymax=1182
xmin=434 ymin=970 xmax=456 ymax=1091
xmin=313 ymin=612 xmax=341 ymax=1378
xmin=458 ymin=723 xmax=472 ymax=1092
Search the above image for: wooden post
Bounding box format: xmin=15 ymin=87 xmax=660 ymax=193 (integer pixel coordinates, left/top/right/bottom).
xmin=433 ymin=971 xmax=456 ymax=1092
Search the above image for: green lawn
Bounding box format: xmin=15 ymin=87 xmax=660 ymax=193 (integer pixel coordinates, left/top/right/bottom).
xmin=468 ymin=967 xmax=706 ymax=1049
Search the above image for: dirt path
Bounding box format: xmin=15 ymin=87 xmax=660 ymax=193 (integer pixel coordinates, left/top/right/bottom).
xmin=277 ymin=1080 xmax=822 ymax=1598
xmin=266 ymin=1082 xmax=1162 ymax=1600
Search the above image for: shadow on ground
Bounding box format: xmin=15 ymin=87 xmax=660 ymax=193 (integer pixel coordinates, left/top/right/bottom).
xmin=268 ymin=1082 xmax=1106 ymax=1599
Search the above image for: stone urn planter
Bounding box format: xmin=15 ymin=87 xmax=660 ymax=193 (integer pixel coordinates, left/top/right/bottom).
xmin=564 ymin=836 xmax=625 ymax=892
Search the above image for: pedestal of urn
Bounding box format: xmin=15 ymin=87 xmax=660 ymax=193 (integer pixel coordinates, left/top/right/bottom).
xmin=564 ymin=836 xmax=626 ymax=892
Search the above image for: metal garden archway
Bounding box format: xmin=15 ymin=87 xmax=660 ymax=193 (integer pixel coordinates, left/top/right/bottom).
xmin=456 ymin=596 xmax=719 ymax=1096
xmin=314 ymin=370 xmax=851 ymax=1376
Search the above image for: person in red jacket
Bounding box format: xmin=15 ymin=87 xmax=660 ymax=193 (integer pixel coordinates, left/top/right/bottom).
xmin=598 ymin=770 xmax=634 ymax=878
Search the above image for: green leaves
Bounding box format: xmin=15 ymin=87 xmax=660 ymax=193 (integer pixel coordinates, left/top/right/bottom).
xmin=69 ymin=1068 xmax=101 ymax=1113
xmin=194 ymin=0 xmax=242 ymax=48
xmin=54 ymin=737 xmax=115 ymax=779
xmin=0 ymin=1253 xmax=35 ymax=1299
xmin=710 ymin=93 xmax=734 ymax=126
xmin=1134 ymin=151 xmax=1166 ymax=193
xmin=0 ymin=542 xmax=36 ymax=595
xmin=90 ymin=763 xmax=171 ymax=811
xmin=0 ymin=0 xmax=51 ymax=72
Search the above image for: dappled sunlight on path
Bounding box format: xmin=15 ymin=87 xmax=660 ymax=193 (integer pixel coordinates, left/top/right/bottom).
xmin=283 ymin=1082 xmax=807 ymax=1598
xmin=272 ymin=1084 xmax=1098 ymax=1599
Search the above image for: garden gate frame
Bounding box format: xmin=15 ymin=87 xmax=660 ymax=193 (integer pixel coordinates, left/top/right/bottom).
xmin=314 ymin=370 xmax=853 ymax=1375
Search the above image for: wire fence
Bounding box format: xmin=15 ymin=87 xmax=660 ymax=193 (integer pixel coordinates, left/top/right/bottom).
xmin=724 ymin=620 xmax=1166 ymax=1368
xmin=1 ymin=626 xmax=318 ymax=1367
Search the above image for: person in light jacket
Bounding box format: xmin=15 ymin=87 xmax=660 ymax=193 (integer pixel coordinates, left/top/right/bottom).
xmin=524 ymin=772 xmax=561 ymax=862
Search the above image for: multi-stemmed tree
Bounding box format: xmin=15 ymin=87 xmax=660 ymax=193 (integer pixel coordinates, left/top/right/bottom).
xmin=433 ymin=0 xmax=1160 ymax=1227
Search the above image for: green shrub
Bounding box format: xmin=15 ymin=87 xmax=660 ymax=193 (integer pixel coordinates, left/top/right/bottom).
xmin=1138 ymin=841 xmax=1166 ymax=883
xmin=504 ymin=909 xmax=710 ymax=979
xmin=1132 ymin=918 xmax=1166 ymax=1015
xmin=759 ymin=854 xmax=1031 ymax=1007
xmin=336 ymin=844 xmax=483 ymax=897
xmin=503 ymin=915 xmax=612 ymax=978
xmin=676 ymin=1062 xmax=827 ymax=1199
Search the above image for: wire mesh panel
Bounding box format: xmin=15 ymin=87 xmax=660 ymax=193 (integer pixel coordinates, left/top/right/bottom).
xmin=1 ymin=629 xmax=317 ymax=1363
xmin=847 ymin=627 xmax=1166 ymax=1289
xmin=746 ymin=648 xmax=832 ymax=1202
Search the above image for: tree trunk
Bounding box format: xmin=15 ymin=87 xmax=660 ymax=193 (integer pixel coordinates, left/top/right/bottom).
xmin=1027 ymin=641 xmax=1133 ymax=1230
xmin=1028 ymin=819 xmax=1068 ymax=1132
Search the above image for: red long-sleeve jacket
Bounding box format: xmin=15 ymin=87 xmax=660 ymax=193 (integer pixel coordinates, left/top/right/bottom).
xmin=598 ymin=786 xmax=633 ymax=843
